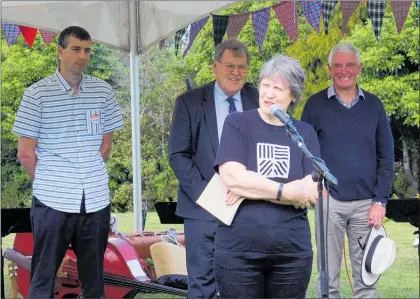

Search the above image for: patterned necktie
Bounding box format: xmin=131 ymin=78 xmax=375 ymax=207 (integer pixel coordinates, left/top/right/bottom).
xmin=226 ymin=97 xmax=237 ymax=113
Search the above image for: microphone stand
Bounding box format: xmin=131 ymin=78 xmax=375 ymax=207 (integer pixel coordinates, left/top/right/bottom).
xmin=284 ymin=123 xmax=338 ymax=299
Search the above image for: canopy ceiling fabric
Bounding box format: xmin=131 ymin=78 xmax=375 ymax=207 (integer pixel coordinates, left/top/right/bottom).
xmin=1 ymin=1 xmax=238 ymax=53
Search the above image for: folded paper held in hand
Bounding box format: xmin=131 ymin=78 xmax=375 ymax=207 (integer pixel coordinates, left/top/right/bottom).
xmin=196 ymin=174 xmax=245 ymax=225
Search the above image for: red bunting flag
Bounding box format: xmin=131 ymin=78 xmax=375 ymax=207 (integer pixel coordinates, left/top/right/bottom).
xmin=273 ymin=1 xmax=298 ymax=42
xmin=340 ymin=1 xmax=360 ymax=33
xmin=390 ymin=1 xmax=412 ymax=33
xmin=18 ymin=25 xmax=38 ymax=48
xmin=226 ymin=13 xmax=249 ymax=39
xmin=39 ymin=29 xmax=56 ymax=45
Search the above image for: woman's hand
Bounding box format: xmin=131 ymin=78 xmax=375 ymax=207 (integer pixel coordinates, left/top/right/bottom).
xmin=225 ymin=189 xmax=242 ymax=206
xmin=283 ymin=175 xmax=319 ymax=209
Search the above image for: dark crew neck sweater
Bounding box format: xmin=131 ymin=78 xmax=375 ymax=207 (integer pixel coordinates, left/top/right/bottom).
xmin=301 ymin=88 xmax=394 ymax=203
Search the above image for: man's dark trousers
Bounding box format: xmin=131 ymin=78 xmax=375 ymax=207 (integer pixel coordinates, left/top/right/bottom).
xmin=29 ymin=195 xmax=110 ymax=299
xmin=184 ymin=218 xmax=219 ymax=299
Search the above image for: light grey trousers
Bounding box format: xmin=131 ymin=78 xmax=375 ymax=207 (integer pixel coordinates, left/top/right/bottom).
xmin=315 ymin=197 xmax=378 ymax=299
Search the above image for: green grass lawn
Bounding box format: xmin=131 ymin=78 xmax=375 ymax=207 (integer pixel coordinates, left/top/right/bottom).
xmin=2 ymin=211 xmax=419 ymax=298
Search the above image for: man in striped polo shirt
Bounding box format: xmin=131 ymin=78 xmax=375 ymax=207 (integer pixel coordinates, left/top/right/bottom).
xmin=12 ymin=26 xmax=124 ymax=299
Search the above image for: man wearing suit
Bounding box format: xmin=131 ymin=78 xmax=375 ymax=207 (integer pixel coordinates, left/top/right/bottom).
xmin=168 ymin=38 xmax=259 ymax=298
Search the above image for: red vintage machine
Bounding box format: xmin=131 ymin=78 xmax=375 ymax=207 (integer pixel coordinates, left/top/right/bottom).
xmin=1 ymin=206 xmax=187 ymax=298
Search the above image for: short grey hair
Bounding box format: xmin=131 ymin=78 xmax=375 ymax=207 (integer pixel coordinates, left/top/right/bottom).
xmin=328 ymin=42 xmax=362 ymax=66
xmin=258 ymin=54 xmax=305 ymax=113
xmin=214 ymin=38 xmax=251 ymax=65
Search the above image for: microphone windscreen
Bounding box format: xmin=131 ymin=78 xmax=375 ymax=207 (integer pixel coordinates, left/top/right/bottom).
xmin=270 ymin=104 xmax=282 ymax=116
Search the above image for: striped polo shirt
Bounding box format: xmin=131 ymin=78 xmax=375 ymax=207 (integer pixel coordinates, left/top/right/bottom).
xmin=12 ymin=70 xmax=124 ymax=213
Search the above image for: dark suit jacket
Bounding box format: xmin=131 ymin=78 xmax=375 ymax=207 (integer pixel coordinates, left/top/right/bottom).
xmin=168 ymin=81 xmax=259 ymax=220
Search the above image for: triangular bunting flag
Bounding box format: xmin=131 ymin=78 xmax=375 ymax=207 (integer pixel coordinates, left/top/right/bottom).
xmin=18 ymin=25 xmax=38 ymax=48
xmin=390 ymin=0 xmax=412 ymax=33
xmin=159 ymin=38 xmax=166 ymax=50
xmin=252 ymin=7 xmax=270 ymax=55
xmin=183 ymin=16 xmax=209 ymax=58
xmin=212 ymin=15 xmax=230 ymax=47
xmin=322 ymin=0 xmax=338 ymax=35
xmin=1 ymin=22 xmax=21 ymax=46
xmin=368 ymin=0 xmax=386 ymax=41
xmin=299 ymin=1 xmax=322 ymax=33
xmin=273 ymin=1 xmax=298 ymax=42
xmin=340 ymin=0 xmax=360 ymax=33
xmin=181 ymin=25 xmax=191 ymax=56
xmin=174 ymin=27 xmax=186 ymax=56
xmin=226 ymin=13 xmax=249 ymax=39
xmin=39 ymin=29 xmax=56 ymax=45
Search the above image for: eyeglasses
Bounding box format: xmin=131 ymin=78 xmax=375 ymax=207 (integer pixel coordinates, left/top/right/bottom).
xmin=220 ymin=63 xmax=249 ymax=73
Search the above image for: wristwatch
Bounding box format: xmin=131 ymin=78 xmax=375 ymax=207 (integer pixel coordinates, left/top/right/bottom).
xmin=373 ymin=201 xmax=387 ymax=208
xmin=276 ymin=183 xmax=284 ymax=201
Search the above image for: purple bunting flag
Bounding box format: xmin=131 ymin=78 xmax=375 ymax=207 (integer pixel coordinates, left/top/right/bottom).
xmin=390 ymin=1 xmax=412 ymax=34
xmin=226 ymin=13 xmax=249 ymax=39
xmin=273 ymin=1 xmax=298 ymax=42
xmin=1 ymin=22 xmax=21 ymax=46
xmin=340 ymin=1 xmax=360 ymax=33
xmin=183 ymin=16 xmax=209 ymax=58
xmin=252 ymin=7 xmax=270 ymax=55
xmin=299 ymin=1 xmax=322 ymax=33
xmin=368 ymin=0 xmax=386 ymax=41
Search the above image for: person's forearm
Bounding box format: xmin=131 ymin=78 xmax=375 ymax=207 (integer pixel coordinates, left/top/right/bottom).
xmin=19 ymin=155 xmax=37 ymax=180
xmin=221 ymin=167 xmax=314 ymax=206
xmin=221 ymin=169 xmax=279 ymax=200
xmin=100 ymin=144 xmax=111 ymax=162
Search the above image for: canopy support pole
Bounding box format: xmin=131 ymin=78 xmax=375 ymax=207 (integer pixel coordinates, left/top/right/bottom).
xmin=129 ymin=0 xmax=143 ymax=232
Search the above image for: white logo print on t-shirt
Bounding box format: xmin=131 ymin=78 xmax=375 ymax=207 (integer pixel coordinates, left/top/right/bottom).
xmin=257 ymin=143 xmax=290 ymax=178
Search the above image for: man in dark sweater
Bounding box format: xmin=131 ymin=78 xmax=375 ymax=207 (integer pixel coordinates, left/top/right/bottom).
xmin=301 ymin=42 xmax=394 ymax=299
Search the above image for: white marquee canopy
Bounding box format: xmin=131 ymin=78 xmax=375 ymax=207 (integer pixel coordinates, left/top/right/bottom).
xmin=2 ymin=1 xmax=238 ymax=230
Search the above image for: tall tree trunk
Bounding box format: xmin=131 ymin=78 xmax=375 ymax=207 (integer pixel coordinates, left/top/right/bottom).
xmin=402 ymin=136 xmax=417 ymax=197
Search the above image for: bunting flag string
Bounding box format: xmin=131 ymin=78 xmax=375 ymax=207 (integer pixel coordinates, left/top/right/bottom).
xmin=323 ymin=0 xmax=339 ymax=34
xmin=2 ymin=1 xmax=415 ymax=56
xmin=390 ymin=0 xmax=412 ymax=33
xmin=367 ymin=0 xmax=386 ymax=41
xmin=340 ymin=0 xmax=360 ymax=33
xmin=252 ymin=7 xmax=270 ymax=55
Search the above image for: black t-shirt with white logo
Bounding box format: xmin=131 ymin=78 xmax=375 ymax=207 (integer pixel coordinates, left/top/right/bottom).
xmin=214 ymin=109 xmax=320 ymax=258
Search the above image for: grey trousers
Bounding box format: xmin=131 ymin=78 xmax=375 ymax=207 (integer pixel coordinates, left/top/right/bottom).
xmin=315 ymin=197 xmax=377 ymax=299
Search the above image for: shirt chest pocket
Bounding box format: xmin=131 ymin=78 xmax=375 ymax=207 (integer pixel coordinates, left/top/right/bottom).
xmin=85 ymin=109 xmax=103 ymax=135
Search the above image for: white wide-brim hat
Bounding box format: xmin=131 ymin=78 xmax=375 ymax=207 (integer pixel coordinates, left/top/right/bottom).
xmin=361 ymin=224 xmax=396 ymax=286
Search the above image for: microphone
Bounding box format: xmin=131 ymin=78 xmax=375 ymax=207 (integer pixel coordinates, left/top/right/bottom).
xmin=269 ymin=104 xmax=298 ymax=133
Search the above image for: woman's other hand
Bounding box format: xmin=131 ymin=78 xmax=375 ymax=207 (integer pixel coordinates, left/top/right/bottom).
xmin=225 ymin=189 xmax=242 ymax=206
